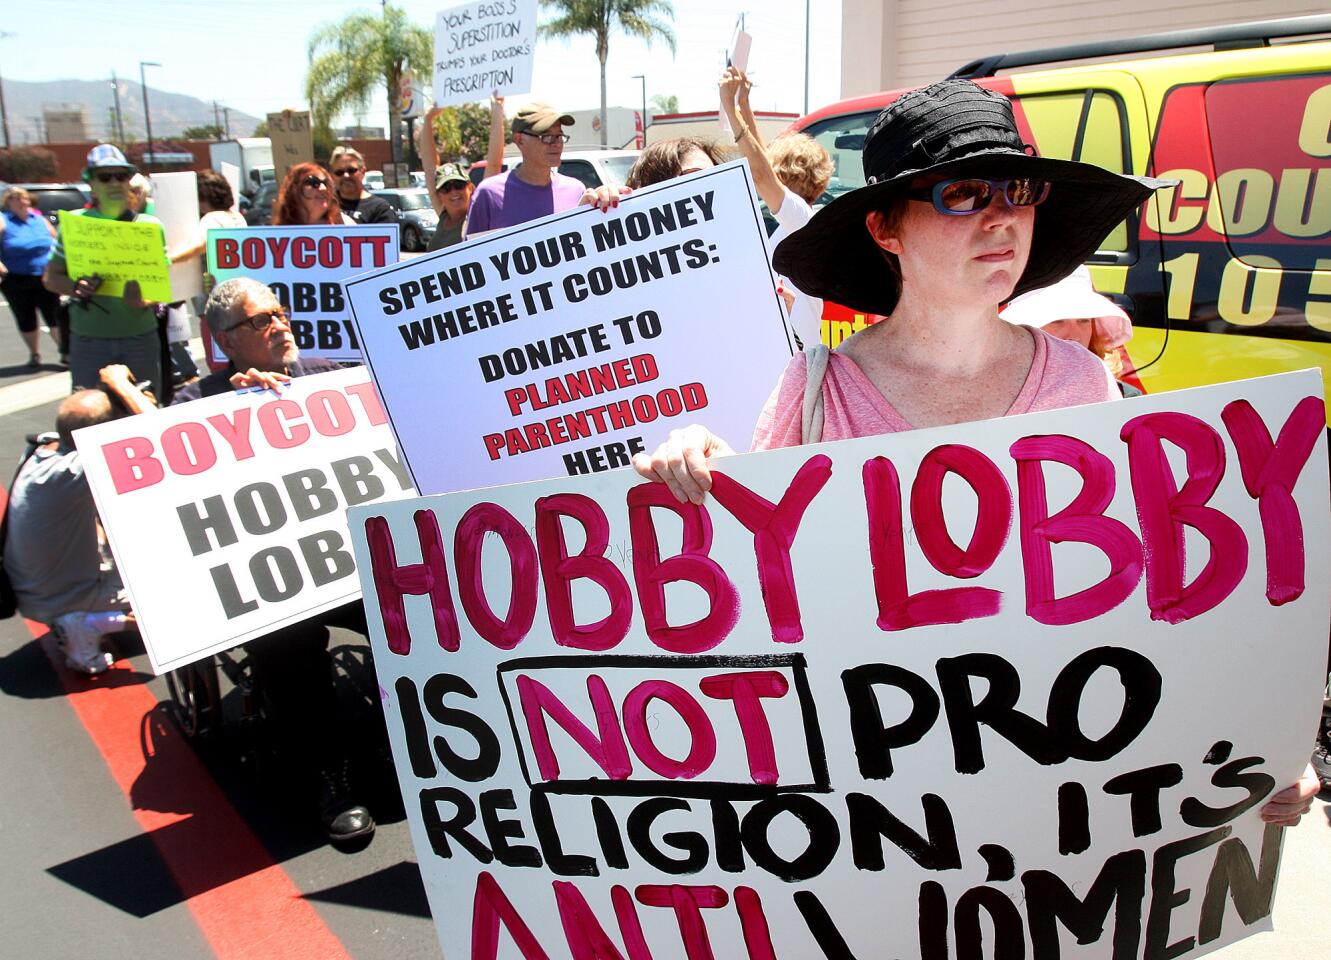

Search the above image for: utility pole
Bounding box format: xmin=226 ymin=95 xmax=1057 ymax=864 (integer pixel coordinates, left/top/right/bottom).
xmin=0 ymin=31 xmax=15 ymax=150
xmin=632 ymin=74 xmax=647 ymax=146
xmin=140 ymin=60 xmax=161 ymax=169
xmin=213 ymin=100 xmax=222 ymax=137
xmin=803 ymin=0 xmax=811 ymax=115
xmin=223 ymin=107 xmax=231 ymax=140
xmin=110 ymin=71 xmax=126 ymax=145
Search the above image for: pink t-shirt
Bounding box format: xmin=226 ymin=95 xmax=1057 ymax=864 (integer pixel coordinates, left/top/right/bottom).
xmin=751 ymin=327 xmax=1118 ymax=451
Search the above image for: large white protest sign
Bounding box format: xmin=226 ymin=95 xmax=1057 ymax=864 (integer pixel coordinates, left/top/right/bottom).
xmin=76 ymin=367 xmax=415 ymax=674
xmin=345 ymin=161 xmax=794 ymax=496
xmin=348 ymin=371 xmax=1328 ymax=960
xmin=150 ymin=170 xmax=204 ymax=300
xmin=433 ymin=0 xmax=538 ymax=108
xmin=206 ymin=224 xmax=398 ymax=363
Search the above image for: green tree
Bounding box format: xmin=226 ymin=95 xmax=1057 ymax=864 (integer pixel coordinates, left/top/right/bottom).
xmin=540 ymin=0 xmax=676 ymax=147
xmin=431 ymin=101 xmax=510 ymax=164
xmin=252 ymin=120 xmax=269 ymax=137
xmin=650 ymin=93 xmax=678 ymax=115
xmin=182 ymin=124 xmax=224 ymax=140
xmin=0 ymin=147 xmax=57 ymax=182
xmin=305 ymin=5 xmax=432 ymax=165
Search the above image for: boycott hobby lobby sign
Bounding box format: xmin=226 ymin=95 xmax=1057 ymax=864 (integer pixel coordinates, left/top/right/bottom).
xmin=76 ymin=368 xmax=415 ymax=673
xmin=350 ymin=371 xmax=1329 ymax=960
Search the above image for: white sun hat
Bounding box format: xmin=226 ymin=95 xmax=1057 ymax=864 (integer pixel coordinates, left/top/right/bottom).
xmin=1001 ymin=265 xmax=1130 ymax=328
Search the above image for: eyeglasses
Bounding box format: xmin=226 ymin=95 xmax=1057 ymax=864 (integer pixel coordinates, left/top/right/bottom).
xmin=301 ymin=176 xmax=330 ymax=191
xmin=332 ymin=167 xmax=362 ymax=177
xmin=94 ymin=171 xmax=132 ymax=184
xmin=906 ymin=177 xmax=1051 ymax=215
xmin=438 ymin=181 xmax=467 ymax=194
xmin=522 ymin=132 xmax=570 ymax=145
xmin=224 ymin=307 xmax=287 ymax=333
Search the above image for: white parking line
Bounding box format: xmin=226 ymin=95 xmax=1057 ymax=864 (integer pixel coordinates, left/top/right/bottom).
xmin=0 ymin=338 xmax=207 ymax=418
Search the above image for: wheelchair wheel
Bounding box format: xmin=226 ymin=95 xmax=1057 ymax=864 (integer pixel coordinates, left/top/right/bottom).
xmin=165 ymin=658 xmax=222 ymax=739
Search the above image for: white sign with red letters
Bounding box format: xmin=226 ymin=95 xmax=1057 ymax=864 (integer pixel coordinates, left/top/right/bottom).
xmin=76 ymin=367 xmax=415 ymax=673
xmin=349 ymin=370 xmax=1328 ymax=960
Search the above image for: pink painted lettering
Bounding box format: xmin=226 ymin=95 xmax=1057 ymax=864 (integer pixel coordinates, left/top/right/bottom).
xmin=708 ymin=454 xmax=832 ymax=643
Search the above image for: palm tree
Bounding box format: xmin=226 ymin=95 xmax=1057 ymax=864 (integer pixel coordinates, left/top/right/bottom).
xmin=541 ymin=0 xmax=676 ymax=147
xmin=305 ymin=5 xmax=432 ymax=165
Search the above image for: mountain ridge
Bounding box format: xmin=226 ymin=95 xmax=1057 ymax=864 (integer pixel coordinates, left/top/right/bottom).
xmin=4 ymin=78 xmax=263 ymax=145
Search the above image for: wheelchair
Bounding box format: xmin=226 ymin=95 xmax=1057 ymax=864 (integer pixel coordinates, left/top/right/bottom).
xmin=163 ymin=638 xmax=379 ymax=747
xmin=163 ymin=648 xmax=245 ymax=741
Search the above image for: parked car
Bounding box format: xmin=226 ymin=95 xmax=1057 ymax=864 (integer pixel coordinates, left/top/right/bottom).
xmin=13 ymin=182 xmax=92 ymax=227
xmin=243 ymin=180 xmax=280 ymax=226
xmin=467 ymin=150 xmax=640 ymax=189
xmin=410 ymin=171 xmax=426 ymax=189
xmin=364 ymin=169 xmax=386 ymax=191
xmin=374 ymin=187 xmax=438 ymax=251
xmin=789 ymin=13 xmax=1331 ymax=420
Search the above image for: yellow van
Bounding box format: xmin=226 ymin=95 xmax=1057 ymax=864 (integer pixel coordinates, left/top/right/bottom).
xmin=795 ymin=16 xmax=1331 ymax=417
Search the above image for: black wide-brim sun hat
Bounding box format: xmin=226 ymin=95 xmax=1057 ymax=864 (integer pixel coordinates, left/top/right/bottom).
xmin=773 ymin=79 xmax=1173 ymax=316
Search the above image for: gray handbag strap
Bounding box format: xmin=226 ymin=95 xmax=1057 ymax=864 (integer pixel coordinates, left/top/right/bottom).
xmin=800 ymin=344 xmax=831 ymax=445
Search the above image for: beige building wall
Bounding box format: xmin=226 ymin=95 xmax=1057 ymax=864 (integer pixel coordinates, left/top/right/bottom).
xmin=43 ymin=106 xmax=89 ymax=144
xmin=841 ymin=2 xmax=1329 ymax=98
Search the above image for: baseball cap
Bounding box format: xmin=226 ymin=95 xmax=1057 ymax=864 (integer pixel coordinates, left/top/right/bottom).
xmin=435 ymin=162 xmax=469 ymax=190
xmin=84 ymin=143 xmax=136 ymax=174
xmin=511 ymin=103 xmax=575 ymax=136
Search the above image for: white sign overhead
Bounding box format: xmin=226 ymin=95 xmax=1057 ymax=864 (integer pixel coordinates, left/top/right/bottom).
xmin=350 ymin=370 xmax=1329 ymax=960
xmin=75 ymin=367 xmax=416 ymax=673
xmin=433 ymin=0 xmax=538 ymax=108
xmin=344 ymin=162 xmax=795 ymax=496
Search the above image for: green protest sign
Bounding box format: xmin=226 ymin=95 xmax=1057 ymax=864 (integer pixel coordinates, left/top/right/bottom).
xmin=58 ymin=211 xmax=171 ymax=303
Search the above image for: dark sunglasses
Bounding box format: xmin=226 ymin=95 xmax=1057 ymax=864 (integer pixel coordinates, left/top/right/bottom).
xmin=94 ymin=171 xmax=132 ymax=184
xmin=301 ymin=175 xmax=330 ymax=191
xmin=224 ymin=307 xmax=287 ymax=333
xmin=332 ymin=167 xmax=363 ymax=177
xmin=437 ymin=181 xmax=467 ymax=194
xmin=907 ymin=177 xmax=1051 ymax=215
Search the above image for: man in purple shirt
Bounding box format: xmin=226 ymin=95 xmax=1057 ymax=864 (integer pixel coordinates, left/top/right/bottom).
xmin=466 ymin=102 xmax=586 ymax=235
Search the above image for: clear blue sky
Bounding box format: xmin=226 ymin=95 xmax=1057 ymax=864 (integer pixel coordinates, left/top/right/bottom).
xmin=11 ymin=0 xmax=843 ymax=131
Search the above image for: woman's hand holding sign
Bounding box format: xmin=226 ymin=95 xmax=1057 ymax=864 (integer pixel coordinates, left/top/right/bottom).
xmin=1260 ymin=764 xmax=1319 ymax=826
xmin=632 ymin=423 xmax=735 ymax=505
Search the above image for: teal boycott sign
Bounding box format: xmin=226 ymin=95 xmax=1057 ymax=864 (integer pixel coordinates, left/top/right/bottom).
xmin=206 ymin=224 xmax=398 ymax=363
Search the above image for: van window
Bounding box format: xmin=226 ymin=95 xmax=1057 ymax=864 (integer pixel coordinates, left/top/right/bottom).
xmin=1204 ymin=73 xmax=1331 ymax=272
xmin=799 ymin=109 xmax=877 ymax=208
xmin=1012 ymin=90 xmax=1131 ymax=253
xmin=559 ymin=160 xmax=600 ymax=189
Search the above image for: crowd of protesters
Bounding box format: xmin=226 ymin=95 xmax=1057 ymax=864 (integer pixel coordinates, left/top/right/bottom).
xmin=0 ymin=70 xmax=1322 ymax=857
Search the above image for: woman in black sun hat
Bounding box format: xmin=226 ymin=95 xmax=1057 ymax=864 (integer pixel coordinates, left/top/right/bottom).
xmin=633 ymin=78 xmax=1321 ymax=825
xmin=634 ymin=78 xmax=1169 ymax=489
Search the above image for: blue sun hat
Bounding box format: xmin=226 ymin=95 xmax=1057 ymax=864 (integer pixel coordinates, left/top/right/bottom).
xmin=83 ymin=143 xmax=136 ymax=180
